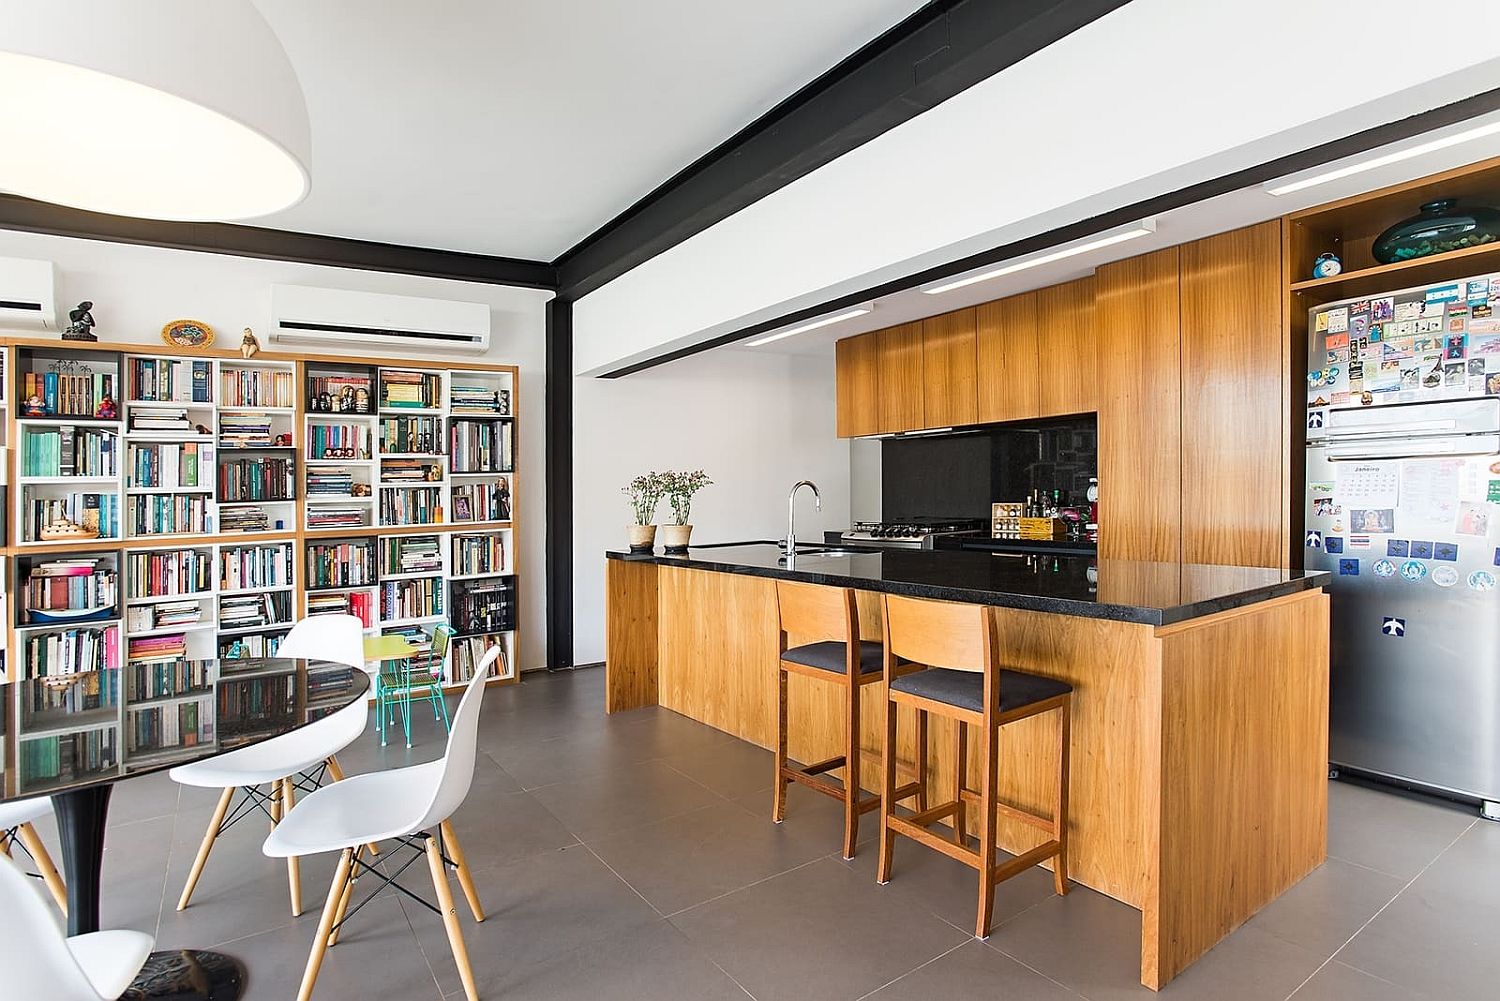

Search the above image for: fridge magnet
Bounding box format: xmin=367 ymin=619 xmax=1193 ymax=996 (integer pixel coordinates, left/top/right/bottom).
xmin=1421 ymin=301 xmax=1446 ymax=319
xmin=1494 ymin=547 xmax=1500 ymax=566
xmin=1469 ymin=358 xmax=1486 ymax=377
xmin=1327 ymin=366 xmax=1341 ymax=382
xmin=1487 ymin=480 xmax=1500 ymax=502
xmin=1350 ymin=362 xmax=1365 ymax=380
xmin=1339 ymin=559 xmax=1360 ymax=576
xmin=1432 ymin=565 xmax=1460 ymax=588
xmin=1426 ymin=283 xmax=1463 ymax=304
xmin=1350 ymin=300 xmax=1371 ymax=314
xmin=1422 ymin=359 xmax=1444 ymax=389
xmin=1308 ymin=370 xmax=1326 ymax=387
xmin=1470 ymin=334 xmax=1500 ymax=355
xmin=1373 ymin=297 xmax=1395 ymax=321
xmin=1384 ymin=338 xmax=1415 ymax=359
xmin=1468 ymin=570 xmax=1496 ymax=592
xmin=1444 ymin=361 xmax=1466 ymax=387
xmin=1456 ymin=502 xmax=1490 ymax=536
xmin=1445 ymin=335 xmax=1468 ymax=359
xmin=1311 ymin=481 xmax=1335 ymax=495
xmin=1350 ymin=314 xmax=1369 ymax=338
xmin=1468 ymin=278 xmax=1491 ymax=301
xmin=1334 ymin=521 xmax=1345 ymax=533
xmin=1305 ymin=531 xmax=1323 ymax=549
xmin=1381 ymin=617 xmax=1405 ymax=637
xmin=1434 ymin=542 xmax=1460 ymax=561
xmin=1411 ymin=541 xmax=1435 ymax=559
xmin=1399 ymin=560 xmax=1429 ymax=582
xmin=1332 ymin=391 xmax=1351 ymax=405
xmin=1324 ymin=536 xmax=1344 ymax=554
xmin=1312 ymin=252 xmax=1342 ymax=278
xmin=1349 ymin=534 xmax=1371 ymax=548
xmin=1314 ymin=311 xmax=1331 ymax=333
xmin=1361 ymin=391 xmax=1376 ymax=406
xmin=1328 ymin=308 xmax=1349 ymax=333
xmin=1326 ymin=332 xmax=1351 ymax=350
xmin=1353 ymin=509 xmax=1395 ymax=533
xmin=1373 ymin=559 xmax=1398 ymax=578
xmin=1307 ymin=410 xmax=1325 ymax=431
xmin=1450 ymin=316 xmax=1469 ymax=334
xmin=1313 ymin=497 xmax=1339 ymax=516
xmin=1379 ymin=360 xmax=1401 ymax=376
xmin=1309 ymin=395 xmax=1329 ymax=407
xmin=1395 ymin=300 xmax=1422 ymax=321
xmin=1400 ymin=366 xmax=1420 ymax=389
xmin=1387 ymin=539 xmax=1410 ymax=557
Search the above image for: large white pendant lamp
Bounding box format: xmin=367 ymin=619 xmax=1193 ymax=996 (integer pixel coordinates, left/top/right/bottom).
xmin=0 ymin=0 xmax=311 ymax=221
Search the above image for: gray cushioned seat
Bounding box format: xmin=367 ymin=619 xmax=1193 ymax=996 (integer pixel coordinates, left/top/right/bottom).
xmin=782 ymin=640 xmax=883 ymax=675
xmin=889 ymin=667 xmax=1071 ymax=713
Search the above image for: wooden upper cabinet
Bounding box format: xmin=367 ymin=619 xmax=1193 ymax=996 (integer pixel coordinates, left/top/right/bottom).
xmin=1179 ymin=220 xmax=1285 ymax=568
xmin=921 ymin=308 xmax=978 ymax=428
xmin=1036 ymin=276 xmax=1098 ymax=417
xmin=834 ymin=332 xmax=881 ymax=438
xmin=976 ymin=293 xmax=1039 ymax=424
xmin=1097 ymin=246 xmax=1182 ymax=564
xmin=877 ymin=321 xmax=925 ymax=433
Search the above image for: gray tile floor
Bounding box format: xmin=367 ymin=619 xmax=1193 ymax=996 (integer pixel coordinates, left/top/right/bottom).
xmin=31 ymin=667 xmax=1498 ymax=1000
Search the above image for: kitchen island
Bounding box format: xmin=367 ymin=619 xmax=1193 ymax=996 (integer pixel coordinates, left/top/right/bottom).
xmin=605 ymin=544 xmax=1331 ymax=990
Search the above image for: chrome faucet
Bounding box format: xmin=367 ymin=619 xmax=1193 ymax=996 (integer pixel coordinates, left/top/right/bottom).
xmin=785 ymin=480 xmax=821 ymax=559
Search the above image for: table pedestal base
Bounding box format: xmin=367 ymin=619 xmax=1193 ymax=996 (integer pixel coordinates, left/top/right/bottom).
xmin=122 ymin=950 xmax=245 ymax=1000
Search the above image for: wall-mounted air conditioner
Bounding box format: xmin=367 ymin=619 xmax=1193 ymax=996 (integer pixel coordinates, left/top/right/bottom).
xmin=0 ymin=256 xmax=58 ymax=331
xmin=269 ymin=284 xmax=491 ymax=354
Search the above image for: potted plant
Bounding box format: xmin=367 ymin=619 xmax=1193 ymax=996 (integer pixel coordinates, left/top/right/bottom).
xmin=660 ymin=469 xmax=712 ymax=552
xmin=622 ymin=471 xmax=666 ymax=552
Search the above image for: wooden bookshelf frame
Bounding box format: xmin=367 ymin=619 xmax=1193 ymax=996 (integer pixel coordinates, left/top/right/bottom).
xmin=1 ymin=335 xmax=521 ymax=693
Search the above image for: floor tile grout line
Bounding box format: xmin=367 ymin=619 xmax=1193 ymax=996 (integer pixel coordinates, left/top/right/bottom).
xmin=661 ymin=853 xmax=832 ymax=920
xmin=708 ymin=957 xmax=761 ymax=1000
xmin=1281 ymin=817 xmax=1478 ymax=1001
xmin=851 ymin=939 xmax=973 ymax=1001
xmin=579 ymin=842 xmax=668 ymax=919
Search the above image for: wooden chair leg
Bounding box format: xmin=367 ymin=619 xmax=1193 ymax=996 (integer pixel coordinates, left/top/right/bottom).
xmin=1054 ymin=699 xmax=1072 ymax=896
xmin=296 ymin=847 xmax=353 ymax=1001
xmin=281 ymin=778 xmax=302 ymax=916
xmin=952 ymin=719 xmax=968 ymax=847
xmin=772 ymin=668 xmax=789 ymax=823
xmin=976 ymin=722 xmax=1000 ymax=939
xmin=426 ymin=832 xmax=479 ymax=1001
xmin=914 ymin=708 xmax=929 ymax=812
xmin=841 ymin=677 xmax=861 ymax=860
xmin=440 ymin=819 xmax=486 ymax=922
xmin=269 ymin=779 xmax=282 ymax=826
xmin=15 ymin=823 xmax=68 ymax=915
xmin=876 ymin=696 xmax=898 ymax=884
xmin=327 ymin=846 xmax=361 ymax=947
xmin=177 ymin=787 xmax=234 ymax=910
xmin=0 ymin=829 xmax=12 ymax=858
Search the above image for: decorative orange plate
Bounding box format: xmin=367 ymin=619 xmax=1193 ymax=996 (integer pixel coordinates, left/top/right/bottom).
xmin=162 ymin=318 xmax=215 ymax=348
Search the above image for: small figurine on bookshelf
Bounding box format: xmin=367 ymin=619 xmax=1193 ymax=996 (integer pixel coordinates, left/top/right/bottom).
xmin=240 ymin=326 xmax=261 ymax=358
xmin=355 ymin=386 xmax=372 ymax=411
xmin=95 ymin=394 xmax=117 ymax=420
xmin=339 ymin=385 xmax=356 ymax=412
xmin=275 ymin=433 xmax=293 ymax=446
xmin=23 ymin=393 xmax=46 ymax=417
xmin=63 ymin=300 xmax=98 ymax=341
xmin=496 ymin=478 xmax=511 ymax=520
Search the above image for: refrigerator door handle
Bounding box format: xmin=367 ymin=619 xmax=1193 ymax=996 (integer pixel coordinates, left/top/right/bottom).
xmin=1327 ymin=418 xmax=1460 ymax=438
xmin=1324 ymin=433 xmax=1500 ymax=460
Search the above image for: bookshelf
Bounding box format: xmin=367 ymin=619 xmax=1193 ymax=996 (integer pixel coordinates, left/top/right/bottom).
xmin=3 ymin=337 xmax=520 ymax=694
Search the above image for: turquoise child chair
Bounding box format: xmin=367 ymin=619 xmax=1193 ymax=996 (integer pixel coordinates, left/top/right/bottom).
xmin=367 ymin=625 xmax=455 ymax=748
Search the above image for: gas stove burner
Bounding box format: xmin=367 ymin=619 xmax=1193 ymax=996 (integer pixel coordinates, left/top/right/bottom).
xmin=841 ymin=519 xmax=987 ymax=549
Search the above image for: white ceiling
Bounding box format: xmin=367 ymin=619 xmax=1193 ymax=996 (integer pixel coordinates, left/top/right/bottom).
xmin=248 ymin=0 xmax=926 ymax=260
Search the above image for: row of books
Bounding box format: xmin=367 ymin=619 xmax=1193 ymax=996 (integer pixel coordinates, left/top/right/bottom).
xmin=220 ymin=591 xmax=292 ymax=630
xmin=379 ymin=486 xmax=442 ymax=525
xmin=220 ymin=368 xmax=294 ymax=408
xmin=129 ymin=441 xmax=209 ymax=488
xmin=450 ymin=636 xmax=506 ymax=683
xmin=215 ymin=674 xmax=295 ymax=740
xmin=127 ymin=549 xmax=212 ymax=598
xmin=451 ymin=578 xmax=516 ymax=635
xmin=20 ymin=669 xmax=118 ymax=717
xmin=220 ymin=543 xmax=293 ymax=590
xmin=24 ymin=494 xmax=121 ymax=543
xmin=378 ymin=416 xmax=442 ymax=454
xmin=129 ymin=358 xmax=212 ymax=403
xmin=450 ymin=384 xmax=510 ymax=415
xmin=306 ymin=506 xmax=366 ymax=529
xmin=452 ymin=533 xmax=506 ymax=576
xmin=380 ymin=369 xmax=441 ymax=408
xmin=307 ymin=590 xmax=374 ymax=627
xmin=128 ymin=494 xmax=209 ymax=536
xmin=129 ymin=407 xmax=197 ymax=434
xmin=22 ymin=425 xmax=119 ymax=477
xmin=219 ymin=631 xmax=284 ymax=660
xmin=449 ymin=419 xmax=513 ymax=473
xmin=380 ymin=457 xmax=442 ymax=483
xmin=451 ymin=479 xmax=511 ymax=522
xmin=126 ymin=658 xmax=212 ymax=700
xmin=127 ymin=698 xmax=213 ymax=754
xmin=20 ymin=730 xmax=119 ymax=786
xmin=22 ymin=624 xmax=120 ymax=678
xmin=308 ymin=422 xmax=370 ymax=458
xmin=219 ymin=505 xmax=271 ymax=533
xmin=127 ymin=633 xmax=189 ymax=665
xmin=307 ymin=540 xmax=376 ymax=587
xmin=23 ymin=558 xmax=117 ymax=615
xmin=306 ymin=467 xmax=356 ymax=497
xmin=382 ymin=534 xmax=441 ymax=575
xmin=218 ymin=411 xmax=278 ymax=449
xmin=20 ymin=370 xmax=117 ymax=419
xmin=219 ymin=457 xmax=295 ymax=501
xmin=124 ymin=599 xmax=202 ymax=633
xmin=379 ymin=577 xmax=443 ymax=620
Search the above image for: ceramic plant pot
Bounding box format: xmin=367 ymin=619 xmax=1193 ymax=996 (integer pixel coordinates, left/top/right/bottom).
xmin=660 ymin=524 xmax=693 ymax=553
xmin=627 ymin=524 xmax=657 ymax=553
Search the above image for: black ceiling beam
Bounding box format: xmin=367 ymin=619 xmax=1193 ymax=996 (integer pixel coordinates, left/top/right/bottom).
xmin=553 ymin=0 xmax=1132 ymax=300
xmin=0 ymin=194 xmax=557 ymax=290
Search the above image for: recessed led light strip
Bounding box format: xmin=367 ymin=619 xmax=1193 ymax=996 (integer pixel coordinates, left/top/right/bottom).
xmin=920 ymin=219 xmax=1157 ymax=295
xmin=745 ymin=304 xmax=874 ymax=346
xmin=1264 ymin=119 xmax=1500 ymax=196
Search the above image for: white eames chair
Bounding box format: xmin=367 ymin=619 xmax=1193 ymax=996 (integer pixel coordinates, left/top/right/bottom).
xmin=0 ymin=854 xmax=152 ymax=1001
xmin=171 ymin=614 xmax=370 ymax=917
xmin=0 ymin=797 xmax=68 ymax=915
xmin=265 ymin=646 xmax=499 ymax=1001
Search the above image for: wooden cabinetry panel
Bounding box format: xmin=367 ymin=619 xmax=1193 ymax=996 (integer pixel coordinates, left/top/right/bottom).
xmin=921 ymin=309 xmax=978 ymax=428
xmin=835 ymin=332 xmax=881 ymax=438
xmin=1179 ymin=221 xmax=1285 ymax=568
xmin=1037 ymin=276 xmax=1097 ymax=416
xmin=976 ymin=293 xmax=1039 ymax=424
xmin=877 ymin=322 xmax=925 ymax=433
xmin=1098 ymin=247 xmax=1182 ymax=563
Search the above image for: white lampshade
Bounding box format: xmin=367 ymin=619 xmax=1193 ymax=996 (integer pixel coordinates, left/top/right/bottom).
xmin=0 ymin=0 xmax=311 ymax=221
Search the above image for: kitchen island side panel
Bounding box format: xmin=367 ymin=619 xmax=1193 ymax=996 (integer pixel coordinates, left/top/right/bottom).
xmin=605 ymin=558 xmax=661 ymax=712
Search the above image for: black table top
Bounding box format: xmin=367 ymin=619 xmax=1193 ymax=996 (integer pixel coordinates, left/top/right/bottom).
xmin=1 ymin=658 xmax=368 ymax=802
xmin=608 ymin=543 xmax=1328 ymax=626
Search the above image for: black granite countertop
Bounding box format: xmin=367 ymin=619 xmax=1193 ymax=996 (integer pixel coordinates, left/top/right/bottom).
xmin=608 ymin=542 xmax=1328 ymax=626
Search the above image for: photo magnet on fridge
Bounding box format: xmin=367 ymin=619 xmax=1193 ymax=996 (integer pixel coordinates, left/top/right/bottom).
xmin=1305 ymin=531 xmax=1323 ymax=549
xmin=1324 ymin=537 xmax=1344 ymax=554
xmin=1308 ymin=410 xmax=1325 ymax=430
xmin=1339 ymin=559 xmax=1360 ymax=576
xmin=1373 ymin=559 xmax=1397 ymax=578
xmin=1432 ymin=566 xmax=1460 ymax=588
xmin=1352 ymin=509 xmax=1395 ymax=534
xmin=1434 ymin=542 xmax=1460 ymax=561
xmin=1387 ymin=539 xmax=1410 ymax=557
xmin=1411 ymin=541 xmax=1435 ymax=559
xmin=1381 ymin=617 xmax=1405 ymax=637
xmin=1469 ymin=570 xmax=1496 ymax=592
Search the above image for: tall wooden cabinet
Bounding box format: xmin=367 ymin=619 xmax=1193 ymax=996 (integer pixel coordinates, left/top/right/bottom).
xmin=1036 ymin=276 xmax=1096 ymax=417
xmin=835 ymin=332 xmax=880 ymax=437
xmin=976 ymin=293 xmax=1039 ymax=424
xmin=876 ymin=322 xmax=924 ymax=433
xmin=921 ymin=309 xmax=978 ymax=428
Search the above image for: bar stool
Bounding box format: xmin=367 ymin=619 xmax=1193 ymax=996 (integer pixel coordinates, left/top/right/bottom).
xmin=772 ymin=581 xmax=922 ymax=859
xmin=876 ymin=594 xmax=1073 ymax=939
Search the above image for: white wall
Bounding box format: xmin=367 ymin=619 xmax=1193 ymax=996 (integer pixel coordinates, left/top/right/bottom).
xmin=573 ymin=0 xmax=1500 ymax=374
xmin=0 ymin=230 xmax=552 ymax=669
xmin=571 ymin=348 xmax=850 ymax=664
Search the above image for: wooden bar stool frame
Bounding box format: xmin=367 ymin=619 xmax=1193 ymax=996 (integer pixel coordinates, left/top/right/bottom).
xmin=772 ymin=581 xmax=922 ymax=859
xmin=876 ymin=594 xmax=1072 ymax=939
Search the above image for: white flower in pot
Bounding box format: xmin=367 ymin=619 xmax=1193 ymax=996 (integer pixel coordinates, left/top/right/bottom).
xmin=622 ymin=471 xmax=666 ymax=552
xmin=660 ymin=469 xmax=712 ymax=552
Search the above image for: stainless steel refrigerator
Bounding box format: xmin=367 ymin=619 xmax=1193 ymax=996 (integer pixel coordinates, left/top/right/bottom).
xmin=1305 ymin=273 xmax=1500 ymax=817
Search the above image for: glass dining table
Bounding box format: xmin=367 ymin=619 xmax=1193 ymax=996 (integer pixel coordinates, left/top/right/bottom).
xmin=1 ymin=656 xmax=369 ymax=1000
